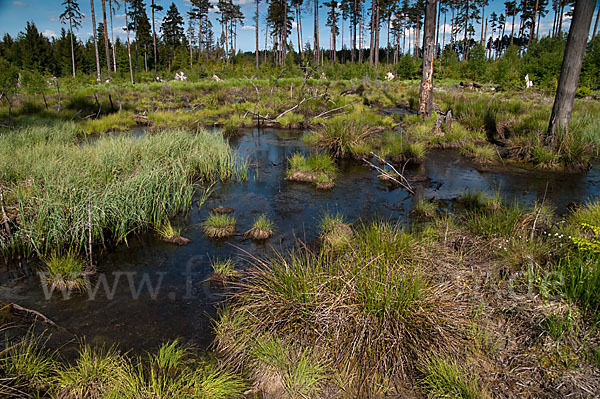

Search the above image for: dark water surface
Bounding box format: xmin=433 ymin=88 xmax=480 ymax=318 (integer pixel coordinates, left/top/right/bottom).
xmin=2 ymin=128 xmax=599 ymax=354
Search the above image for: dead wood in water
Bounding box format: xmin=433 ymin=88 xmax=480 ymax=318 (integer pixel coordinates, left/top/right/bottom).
xmin=364 ymin=153 xmax=414 ymax=194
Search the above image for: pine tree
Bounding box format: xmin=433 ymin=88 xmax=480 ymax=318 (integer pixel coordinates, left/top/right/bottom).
xmin=324 ymin=0 xmax=340 ymax=62
xmin=60 ymin=0 xmax=83 ymax=77
xmin=161 ymin=2 xmax=184 ymax=68
xmin=128 ymin=0 xmax=152 ymax=72
xmin=151 ymin=0 xmax=163 ymax=79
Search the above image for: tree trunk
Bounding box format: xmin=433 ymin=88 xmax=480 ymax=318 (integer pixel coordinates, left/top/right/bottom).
xmin=109 ymin=0 xmax=117 ymax=72
xmin=450 ymin=1 xmax=455 ymax=46
xmin=442 ymin=8 xmax=446 ymax=49
xmin=315 ymin=0 xmax=320 ymax=65
xmin=332 ymin=13 xmax=337 ymax=63
xmin=387 ymin=15 xmax=390 ymax=63
xmin=547 ymin=0 xmax=595 ymax=143
xmin=296 ymin=6 xmax=303 ymax=57
xmin=528 ymin=0 xmax=539 ymax=48
xmin=593 ymin=0 xmax=599 ymax=39
xmin=91 ymin=0 xmax=101 ymax=81
xmin=511 ymin=5 xmax=516 ymax=44
xmin=254 ymin=0 xmax=258 ymax=68
xmin=352 ymin=0 xmax=357 ymax=62
xmin=558 ymin=1 xmax=565 ymax=36
xmin=552 ymin=0 xmax=558 ymax=37
xmin=124 ymin=0 xmax=134 ymax=84
xmin=419 ymin=0 xmax=437 ymax=117
xmin=101 ymin=0 xmax=111 ymax=72
xmin=369 ymin=0 xmax=376 ymax=65
xmin=480 ymin=1 xmax=486 ymax=45
xmin=375 ymin=0 xmax=380 ymax=68
xmin=152 ymin=0 xmax=158 ymax=80
xmin=69 ymin=17 xmax=76 ymax=77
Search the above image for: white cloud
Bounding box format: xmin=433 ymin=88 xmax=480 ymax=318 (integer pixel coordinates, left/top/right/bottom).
xmin=12 ymin=1 xmax=27 ymax=7
xmin=242 ymin=25 xmax=255 ymax=31
xmin=42 ymin=29 xmax=57 ymax=38
xmin=234 ymin=0 xmax=254 ymax=4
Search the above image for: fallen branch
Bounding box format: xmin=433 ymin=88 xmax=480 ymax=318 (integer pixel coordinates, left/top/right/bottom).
xmin=245 ymin=110 xmax=277 ymax=123
xmin=364 ymin=152 xmax=414 ymax=194
xmin=310 ymin=100 xmax=360 ymax=122
xmin=275 ymin=93 xmax=327 ymax=121
xmin=4 ymin=302 xmax=64 ymax=331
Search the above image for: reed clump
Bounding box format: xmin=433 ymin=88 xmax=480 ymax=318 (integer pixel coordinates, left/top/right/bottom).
xmin=0 ymin=123 xmax=244 ymax=258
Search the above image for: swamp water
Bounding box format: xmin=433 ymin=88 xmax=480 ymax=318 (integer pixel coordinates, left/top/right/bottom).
xmin=1 ymin=127 xmax=599 ymax=354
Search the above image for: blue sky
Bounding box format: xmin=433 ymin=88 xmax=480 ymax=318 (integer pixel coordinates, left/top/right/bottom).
xmin=0 ymin=0 xmax=596 ymax=52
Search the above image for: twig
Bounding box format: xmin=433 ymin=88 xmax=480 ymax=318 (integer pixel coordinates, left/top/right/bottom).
xmin=244 ymin=76 xmax=261 ymax=126
xmin=310 ymin=100 xmax=360 ymax=122
xmin=300 ymin=66 xmax=313 ymax=96
xmin=88 ymin=199 xmax=94 ymax=270
xmin=270 ymin=67 xmax=288 ymax=95
xmin=364 ymin=152 xmax=414 ymax=194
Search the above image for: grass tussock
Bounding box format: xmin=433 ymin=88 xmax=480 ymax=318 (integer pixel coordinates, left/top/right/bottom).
xmin=210 ymin=258 xmax=241 ymax=282
xmin=246 ymin=214 xmax=274 ymax=240
xmin=319 ymin=213 xmax=353 ymax=250
xmin=215 ymin=221 xmax=471 ymax=392
xmin=43 ymin=251 xmax=88 ymax=291
xmin=286 ymin=153 xmax=337 ymax=189
xmin=202 ymin=214 xmax=236 ymax=239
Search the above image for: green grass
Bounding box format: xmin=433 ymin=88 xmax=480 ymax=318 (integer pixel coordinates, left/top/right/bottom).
xmin=419 ymin=356 xmax=485 ymax=399
xmin=286 ymin=153 xmax=337 ymax=188
xmin=250 ymin=335 xmax=328 ymax=398
xmin=287 ymin=153 xmax=336 ymax=176
xmin=319 ymin=213 xmax=353 ymax=250
xmin=305 ymin=106 xmax=394 ymax=159
xmin=0 ymin=332 xmax=55 ymax=393
xmin=202 ymin=214 xmax=236 ymax=238
xmin=211 ymin=258 xmax=241 ymax=280
xmin=553 ymin=251 xmax=600 ymax=317
xmin=0 ymin=335 xmax=247 ymax=399
xmin=0 ymin=123 xmax=244 ymax=258
xmin=414 ymin=198 xmax=437 ymax=218
xmin=43 ymin=251 xmax=87 ymax=291
xmin=460 ymin=143 xmax=497 ymax=164
xmin=54 ymin=343 xmax=128 ymax=397
xmin=156 ymin=220 xmax=182 ymax=240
